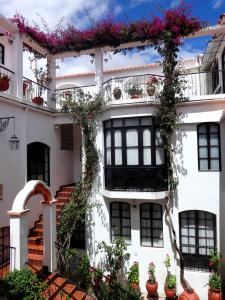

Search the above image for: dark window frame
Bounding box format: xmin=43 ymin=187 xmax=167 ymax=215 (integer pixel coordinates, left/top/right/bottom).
xmin=110 ymin=202 xmax=131 ymax=243
xmin=211 ymin=58 xmax=219 ymax=93
xmin=140 ymin=203 xmax=163 ymax=248
xmin=104 ymin=117 xmax=168 ymax=192
xmin=179 ymin=210 xmax=217 ymax=271
xmin=0 ymin=43 xmax=4 ymax=65
xmin=197 ymin=122 xmax=221 ymax=171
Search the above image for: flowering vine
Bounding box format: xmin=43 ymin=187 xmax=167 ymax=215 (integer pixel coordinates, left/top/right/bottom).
xmin=11 ymin=3 xmax=201 ymax=55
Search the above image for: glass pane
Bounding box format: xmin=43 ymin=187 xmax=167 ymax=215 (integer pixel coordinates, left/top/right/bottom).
xmin=105 ymin=120 xmax=111 ymax=128
xmin=115 ymin=149 xmax=122 ymax=165
xmin=199 ymin=147 xmax=208 ymax=158
xmin=106 ymin=131 xmax=111 ymax=147
xmin=143 ymin=129 xmax=151 ymax=146
xmin=199 ymin=135 xmax=207 ymax=146
xmin=111 ymin=218 xmax=120 ymax=226
xmin=143 ymin=148 xmax=151 ymax=165
xmin=153 ymin=238 xmax=163 ymax=247
xmin=141 ymin=117 xmax=152 ymax=125
xmin=210 ymin=133 xmax=219 ymax=146
xmin=142 ymin=238 xmax=151 ymax=246
xmin=155 ymin=130 xmax=163 ymax=146
xmin=198 ymin=125 xmax=207 ymax=133
xmin=210 ymin=124 xmax=218 ymax=133
xmin=210 ymin=147 xmax=219 ymax=158
xmin=141 ymin=219 xmax=151 ymax=227
xmin=106 ymin=149 xmax=111 ymax=165
xmin=124 ymin=118 xmax=139 ymax=126
xmin=156 ymin=148 xmax=165 ymax=165
xmin=122 ymin=227 xmax=130 ymax=236
xmin=211 ymin=159 xmax=219 ymax=170
xmin=153 ymin=220 xmax=162 ymax=228
xmin=126 ymin=129 xmax=138 ymax=146
xmin=114 ymin=130 xmax=122 ymax=147
xmin=122 ymin=219 xmax=130 ymax=226
xmin=113 ymin=119 xmax=123 ymax=127
xmin=200 ymin=159 xmax=208 ymax=170
xmin=127 ymin=149 xmax=139 ymax=165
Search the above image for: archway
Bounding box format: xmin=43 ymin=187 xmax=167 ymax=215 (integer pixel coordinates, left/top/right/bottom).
xmin=7 ymin=180 xmax=57 ymax=272
xmin=27 ymin=142 xmax=50 ymax=186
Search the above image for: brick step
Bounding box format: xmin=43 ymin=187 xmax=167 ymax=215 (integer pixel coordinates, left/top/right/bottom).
xmin=61 ymin=186 xmax=74 ymax=192
xmin=28 ymin=244 xmax=43 ymax=255
xmin=73 ymin=290 xmax=86 ymax=300
xmin=56 ymin=191 xmax=72 ymax=198
xmin=28 ymin=236 xmax=43 ymax=245
xmin=35 ymin=221 xmax=43 ymax=229
xmin=28 ymin=253 xmax=43 ymax=267
xmin=29 ymin=228 xmax=43 ymax=237
xmin=56 ymin=197 xmax=69 ymax=203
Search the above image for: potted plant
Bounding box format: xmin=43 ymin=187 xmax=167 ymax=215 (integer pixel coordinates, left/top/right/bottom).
xmin=208 ymin=250 xmax=222 ymax=300
xmin=146 ymin=262 xmax=158 ymax=296
xmin=128 ymin=262 xmax=140 ymax=291
xmin=164 ymin=254 xmax=176 ymax=299
xmin=0 ymin=74 xmax=10 ymax=92
xmin=113 ymin=87 xmax=122 ymax=100
xmin=126 ymin=85 xmax=143 ymax=99
xmin=146 ymin=75 xmax=158 ymax=96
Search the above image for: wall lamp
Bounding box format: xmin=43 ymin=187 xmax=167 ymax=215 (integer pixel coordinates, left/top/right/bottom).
xmin=0 ymin=117 xmax=20 ymax=150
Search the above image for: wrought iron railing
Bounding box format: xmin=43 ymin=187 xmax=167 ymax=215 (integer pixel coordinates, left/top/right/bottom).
xmin=105 ymin=166 xmax=168 ymax=192
xmin=0 ymin=65 xmax=14 ymax=96
xmin=23 ymin=77 xmax=50 ymax=107
xmin=55 ymin=242 xmax=140 ymax=300
xmin=0 ymin=244 xmax=16 ymax=278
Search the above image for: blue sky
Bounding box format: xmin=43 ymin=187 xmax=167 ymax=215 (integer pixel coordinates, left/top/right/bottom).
xmin=1 ymin=0 xmax=225 ymax=75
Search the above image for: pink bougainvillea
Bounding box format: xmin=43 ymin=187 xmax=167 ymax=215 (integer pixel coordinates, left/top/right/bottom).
xmin=11 ymin=2 xmax=202 ymax=55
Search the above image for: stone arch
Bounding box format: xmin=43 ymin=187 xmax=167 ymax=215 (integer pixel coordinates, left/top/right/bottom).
xmin=8 ymin=180 xmax=57 ymax=272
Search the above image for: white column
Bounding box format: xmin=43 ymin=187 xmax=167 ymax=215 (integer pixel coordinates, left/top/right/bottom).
xmin=47 ymin=55 xmax=56 ymax=109
xmin=94 ymin=48 xmax=103 ymax=95
xmin=12 ymin=32 xmax=23 ymax=99
xmin=9 ymin=211 xmax=29 ymax=271
xmin=42 ymin=200 xmax=57 ymax=272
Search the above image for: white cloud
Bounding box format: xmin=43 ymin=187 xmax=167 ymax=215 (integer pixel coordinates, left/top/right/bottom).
xmin=129 ymin=0 xmax=156 ymax=8
xmin=212 ymin=0 xmax=224 ymax=9
xmin=170 ymin=0 xmax=180 ymax=8
xmin=0 ymin=0 xmax=112 ymax=29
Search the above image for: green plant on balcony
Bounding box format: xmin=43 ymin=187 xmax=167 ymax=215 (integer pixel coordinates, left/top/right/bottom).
xmin=126 ymin=85 xmax=143 ymax=99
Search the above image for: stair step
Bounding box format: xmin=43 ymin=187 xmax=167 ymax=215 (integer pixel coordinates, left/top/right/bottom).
xmin=35 ymin=221 xmax=43 ymax=229
xmin=28 ymin=236 xmax=43 ymax=245
xmin=63 ymin=283 xmax=77 ymax=295
xmin=73 ymin=290 xmax=86 ymax=300
xmin=29 ymin=228 xmax=43 ymax=237
xmin=57 ymin=191 xmax=72 ymax=197
xmin=28 ymin=253 xmax=43 ymax=266
xmin=61 ymin=186 xmax=74 ymax=192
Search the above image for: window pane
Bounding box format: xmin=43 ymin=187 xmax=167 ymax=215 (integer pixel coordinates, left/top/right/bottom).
xmin=126 ymin=129 xmax=138 ymax=146
xmin=143 ymin=129 xmax=151 ymax=146
xmin=106 ymin=131 xmax=111 ymax=147
xmin=155 ymin=130 xmax=163 ymax=146
xmin=127 ymin=149 xmax=139 ymax=165
xmin=210 ymin=159 xmax=219 ymax=170
xmin=156 ymin=148 xmax=165 ymax=165
xmin=199 ymin=135 xmax=207 ymax=146
xmin=113 ymin=119 xmax=123 ymax=127
xmin=143 ymin=148 xmax=151 ymax=165
xmin=115 ymin=149 xmax=122 ymax=165
xmin=141 ymin=117 xmax=152 ymax=125
xmin=210 ymin=134 xmax=219 ymax=146
xmin=210 ymin=124 xmax=218 ymax=133
xmin=200 ymin=159 xmax=208 ymax=170
xmin=199 ymin=147 xmax=208 ymax=158
xmin=198 ymin=125 xmax=207 ymax=133
xmin=106 ymin=149 xmax=111 ymax=165
xmin=114 ymin=130 xmax=122 ymax=147
xmin=124 ymin=118 xmax=139 ymax=126
xmin=210 ymin=147 xmax=219 ymax=158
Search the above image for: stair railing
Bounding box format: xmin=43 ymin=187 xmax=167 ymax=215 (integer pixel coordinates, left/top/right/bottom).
xmin=0 ymin=244 xmax=16 ymax=278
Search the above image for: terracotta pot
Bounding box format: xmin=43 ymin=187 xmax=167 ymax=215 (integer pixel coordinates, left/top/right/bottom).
xmin=146 ymin=280 xmax=158 ymax=296
xmin=179 ymin=289 xmax=200 ymax=300
xmin=32 ymin=96 xmax=44 ymax=105
xmin=113 ymin=87 xmax=122 ymax=100
xmin=131 ymin=94 xmax=141 ymax=99
xmin=0 ymin=79 xmax=9 ymax=92
xmin=165 ymin=287 xmax=176 ymax=298
xmin=131 ymin=282 xmax=139 ymax=290
xmin=208 ymin=289 xmax=221 ymax=300
xmin=146 ymin=85 xmax=155 ymax=96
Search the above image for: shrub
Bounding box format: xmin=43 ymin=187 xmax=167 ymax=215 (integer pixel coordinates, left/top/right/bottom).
xmin=166 ymin=274 xmax=176 ymax=289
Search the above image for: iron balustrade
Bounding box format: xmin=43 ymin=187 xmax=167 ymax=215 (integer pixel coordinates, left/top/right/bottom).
xmin=55 ymin=242 xmax=140 ymax=300
xmin=0 ymin=65 xmax=14 ymax=96
xmin=105 ymin=166 xmax=168 ymax=192
xmin=0 ymin=244 xmax=16 ymax=278
xmin=23 ymin=76 xmax=50 ymax=107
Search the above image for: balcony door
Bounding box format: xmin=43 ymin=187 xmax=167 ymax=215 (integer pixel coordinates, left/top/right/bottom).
xmin=27 ymin=142 xmax=50 ymax=186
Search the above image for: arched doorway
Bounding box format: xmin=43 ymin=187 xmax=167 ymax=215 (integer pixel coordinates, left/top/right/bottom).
xmin=27 ymin=142 xmax=50 ymax=186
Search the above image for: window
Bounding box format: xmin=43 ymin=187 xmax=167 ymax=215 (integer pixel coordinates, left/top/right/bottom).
xmin=61 ymin=124 xmax=73 ymax=150
xmin=110 ymin=202 xmax=131 ymax=243
xmin=179 ymin=210 xmax=216 ymax=271
xmin=104 ymin=117 xmax=168 ymax=191
xmin=197 ymin=123 xmax=221 ymax=171
xmin=0 ymin=44 xmax=4 ymax=65
xmin=140 ymin=203 xmax=163 ymax=247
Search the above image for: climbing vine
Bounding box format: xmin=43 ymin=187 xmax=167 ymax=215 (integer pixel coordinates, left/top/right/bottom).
xmin=57 ymin=90 xmax=104 ymax=253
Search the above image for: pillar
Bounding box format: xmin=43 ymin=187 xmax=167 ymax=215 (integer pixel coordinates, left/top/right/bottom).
xmin=47 ymin=55 xmax=56 ymax=109
xmin=12 ymin=32 xmax=23 ymax=99
xmin=94 ymin=48 xmax=103 ymax=95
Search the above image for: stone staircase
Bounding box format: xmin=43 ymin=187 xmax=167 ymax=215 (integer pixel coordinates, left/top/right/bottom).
xmin=27 ymin=184 xmax=91 ymax=300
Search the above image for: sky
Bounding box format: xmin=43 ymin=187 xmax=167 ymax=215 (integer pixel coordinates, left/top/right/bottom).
xmin=1 ymin=0 xmax=225 ymax=76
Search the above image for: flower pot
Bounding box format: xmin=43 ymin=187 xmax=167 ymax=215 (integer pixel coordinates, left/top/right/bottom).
xmin=208 ymin=289 xmax=221 ymax=300
xmin=146 ymin=85 xmax=155 ymax=96
xmin=146 ymin=280 xmax=158 ymax=296
xmin=32 ymin=96 xmax=44 ymax=105
xmin=0 ymin=79 xmax=9 ymax=92
xmin=113 ymin=87 xmax=122 ymax=100
xmin=165 ymin=287 xmax=176 ymax=298
xmin=131 ymin=94 xmax=141 ymax=99
xmin=131 ymin=282 xmax=139 ymax=290
xmin=179 ymin=289 xmax=200 ymax=300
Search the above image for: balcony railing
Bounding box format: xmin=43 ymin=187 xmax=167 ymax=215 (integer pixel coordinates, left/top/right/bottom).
xmin=105 ymin=166 xmax=168 ymax=192
xmin=23 ymin=77 xmax=50 ymax=107
xmin=0 ymin=65 xmax=14 ymax=96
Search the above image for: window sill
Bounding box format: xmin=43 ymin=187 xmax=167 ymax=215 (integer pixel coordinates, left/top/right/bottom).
xmin=102 ymin=189 xmax=168 ymax=200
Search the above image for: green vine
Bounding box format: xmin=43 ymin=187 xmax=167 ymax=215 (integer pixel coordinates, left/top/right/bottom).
xmin=57 ymin=90 xmax=104 ymax=252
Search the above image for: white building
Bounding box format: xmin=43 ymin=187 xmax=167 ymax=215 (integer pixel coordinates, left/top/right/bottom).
xmin=0 ymin=12 xmax=225 ymax=299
